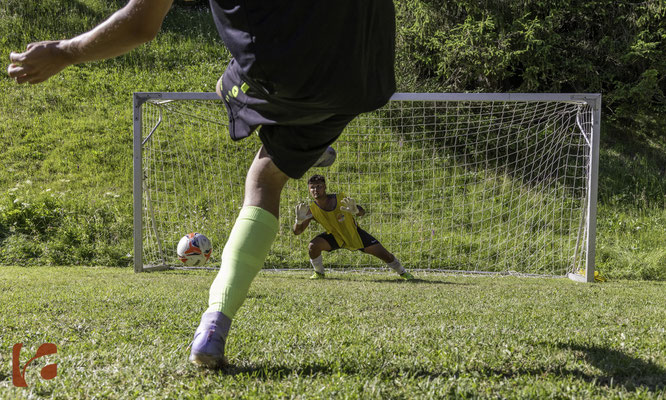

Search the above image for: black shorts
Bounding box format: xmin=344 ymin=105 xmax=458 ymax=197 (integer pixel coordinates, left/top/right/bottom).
xmin=316 ymin=227 xmax=379 ymax=252
xmin=220 ymin=60 xmax=357 ymax=179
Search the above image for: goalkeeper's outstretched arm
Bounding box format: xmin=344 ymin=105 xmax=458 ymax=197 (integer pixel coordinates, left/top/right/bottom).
xmin=292 ymin=202 xmax=313 ymax=235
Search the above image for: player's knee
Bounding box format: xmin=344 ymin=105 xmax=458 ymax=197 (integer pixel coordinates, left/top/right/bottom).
xmin=309 ymin=239 xmax=330 ymax=256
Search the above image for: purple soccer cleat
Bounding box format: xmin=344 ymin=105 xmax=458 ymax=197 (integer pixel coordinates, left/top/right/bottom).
xmin=189 ymin=311 xmax=232 ymax=368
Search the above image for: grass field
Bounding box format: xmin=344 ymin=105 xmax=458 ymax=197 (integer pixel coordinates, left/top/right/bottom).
xmin=1 ymin=266 xmax=665 ymax=399
xmin=1 ymin=1 xmax=665 ymax=399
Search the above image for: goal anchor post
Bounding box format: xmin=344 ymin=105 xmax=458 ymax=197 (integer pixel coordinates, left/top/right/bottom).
xmin=567 ymin=95 xmax=601 ymax=283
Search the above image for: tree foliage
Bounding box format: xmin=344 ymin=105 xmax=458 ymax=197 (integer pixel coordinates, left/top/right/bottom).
xmin=395 ymin=0 xmax=666 ymax=137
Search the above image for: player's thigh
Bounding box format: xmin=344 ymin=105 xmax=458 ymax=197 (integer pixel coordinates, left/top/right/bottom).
xmin=309 ymin=234 xmax=336 ymax=253
xmin=309 ymin=237 xmax=333 ymax=253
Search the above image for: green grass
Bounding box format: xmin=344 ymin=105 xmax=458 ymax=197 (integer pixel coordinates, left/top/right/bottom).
xmin=1 ymin=266 xmax=665 ymax=398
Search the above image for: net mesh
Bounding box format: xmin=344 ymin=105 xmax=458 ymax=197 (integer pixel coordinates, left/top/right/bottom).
xmin=139 ymin=95 xmax=593 ymax=276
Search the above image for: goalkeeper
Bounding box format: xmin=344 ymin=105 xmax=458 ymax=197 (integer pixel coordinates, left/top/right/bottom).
xmin=293 ymin=175 xmax=414 ymax=280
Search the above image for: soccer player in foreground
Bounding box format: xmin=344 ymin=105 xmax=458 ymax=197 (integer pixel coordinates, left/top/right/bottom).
xmin=8 ymin=0 xmax=396 ymax=369
xmin=293 ymin=175 xmax=414 ymax=281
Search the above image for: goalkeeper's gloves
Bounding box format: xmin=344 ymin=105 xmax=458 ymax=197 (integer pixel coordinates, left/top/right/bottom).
xmin=340 ymin=197 xmax=359 ymax=215
xmin=295 ymin=202 xmax=312 ymax=224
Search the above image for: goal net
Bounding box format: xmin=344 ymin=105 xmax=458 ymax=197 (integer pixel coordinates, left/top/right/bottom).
xmin=133 ymin=93 xmax=600 ymax=281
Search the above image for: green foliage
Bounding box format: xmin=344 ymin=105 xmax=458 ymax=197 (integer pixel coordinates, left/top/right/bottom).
xmin=395 ymin=0 xmax=666 ymax=137
xmin=0 ymin=183 xmax=132 ymax=267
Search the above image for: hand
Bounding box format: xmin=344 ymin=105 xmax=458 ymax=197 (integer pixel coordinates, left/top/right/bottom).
xmin=8 ymin=40 xmax=74 ymax=84
xmin=295 ymin=202 xmax=312 ymax=224
xmin=340 ymin=197 xmax=359 ymax=215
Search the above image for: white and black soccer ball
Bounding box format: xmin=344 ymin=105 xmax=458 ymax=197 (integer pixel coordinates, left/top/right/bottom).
xmin=177 ymin=232 xmax=212 ymax=266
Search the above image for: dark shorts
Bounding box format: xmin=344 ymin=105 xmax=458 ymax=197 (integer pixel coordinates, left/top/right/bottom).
xmin=316 ymin=227 xmax=380 ymax=252
xmin=220 ymin=60 xmax=357 ymax=179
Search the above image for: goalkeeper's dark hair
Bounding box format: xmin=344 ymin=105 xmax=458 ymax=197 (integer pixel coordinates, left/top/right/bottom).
xmin=308 ymin=174 xmax=326 ymax=185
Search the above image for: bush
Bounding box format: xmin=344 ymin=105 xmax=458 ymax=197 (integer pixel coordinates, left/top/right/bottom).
xmin=0 ymin=186 xmax=132 ymax=266
xmin=395 ymin=0 xmax=665 ymax=138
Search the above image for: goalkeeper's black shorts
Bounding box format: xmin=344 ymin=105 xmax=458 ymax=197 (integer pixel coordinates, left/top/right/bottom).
xmin=316 ymin=227 xmax=380 ymax=252
xmin=220 ymin=60 xmax=357 ymax=179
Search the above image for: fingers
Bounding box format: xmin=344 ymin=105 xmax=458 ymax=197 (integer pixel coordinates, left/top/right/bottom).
xmin=7 ymin=51 xmax=28 ymax=82
xmin=9 ymin=51 xmax=26 ymax=64
xmin=295 ymin=202 xmax=310 ymax=219
xmin=7 ymin=63 xmax=44 ymax=85
xmin=340 ymin=197 xmax=358 ymax=214
xmin=7 ymin=41 xmax=69 ymax=85
xmin=7 ymin=51 xmax=36 ymax=84
xmin=7 ymin=63 xmax=30 ymax=84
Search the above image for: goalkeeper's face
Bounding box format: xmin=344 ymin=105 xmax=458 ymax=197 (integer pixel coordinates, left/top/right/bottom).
xmin=308 ymin=182 xmax=326 ymax=200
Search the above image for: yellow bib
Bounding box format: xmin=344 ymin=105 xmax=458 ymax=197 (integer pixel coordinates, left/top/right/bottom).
xmin=309 ymin=193 xmax=363 ymax=250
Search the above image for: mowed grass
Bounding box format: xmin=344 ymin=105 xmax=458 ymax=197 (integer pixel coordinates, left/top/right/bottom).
xmin=1 ymin=266 xmax=664 ymax=399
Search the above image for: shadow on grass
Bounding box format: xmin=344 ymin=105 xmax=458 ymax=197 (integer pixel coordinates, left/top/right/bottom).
xmin=208 ymin=342 xmax=664 ymax=394
xmin=285 ymin=274 xmax=456 ymax=285
xmin=472 ymin=341 xmax=666 ymax=393
xmin=555 ymin=341 xmax=666 ymax=392
xmin=367 ymin=277 xmax=455 ymax=285
xmin=219 ymin=363 xmax=334 ymax=379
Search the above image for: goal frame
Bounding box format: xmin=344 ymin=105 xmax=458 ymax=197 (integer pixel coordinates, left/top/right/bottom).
xmin=132 ymin=92 xmax=601 ymax=282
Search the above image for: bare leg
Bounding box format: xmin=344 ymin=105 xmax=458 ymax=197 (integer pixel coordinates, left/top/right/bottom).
xmin=244 ymin=146 xmax=290 ymax=218
xmin=363 ymin=243 xmax=409 ymax=277
xmin=362 ymin=243 xmax=395 ymax=263
xmin=308 ymin=237 xmax=333 ymax=259
xmin=308 ymin=237 xmax=332 ymax=275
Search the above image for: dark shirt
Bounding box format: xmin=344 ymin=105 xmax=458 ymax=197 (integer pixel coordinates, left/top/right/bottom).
xmin=209 ymin=0 xmax=396 ymax=114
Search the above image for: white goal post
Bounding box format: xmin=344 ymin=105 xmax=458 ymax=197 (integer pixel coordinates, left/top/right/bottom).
xmin=133 ymin=92 xmax=600 ymax=282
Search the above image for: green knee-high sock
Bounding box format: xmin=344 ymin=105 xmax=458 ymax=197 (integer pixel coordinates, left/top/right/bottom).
xmin=207 ymin=206 xmax=278 ymax=319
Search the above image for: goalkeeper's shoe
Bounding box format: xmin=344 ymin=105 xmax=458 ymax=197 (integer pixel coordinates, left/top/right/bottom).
xmin=399 ymin=272 xmax=415 ymax=281
xmin=310 ymin=272 xmax=326 ymax=280
xmin=189 ymin=311 xmax=231 ymax=369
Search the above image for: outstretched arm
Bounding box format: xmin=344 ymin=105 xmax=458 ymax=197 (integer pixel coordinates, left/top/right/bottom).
xmin=7 ymin=0 xmax=173 ymax=84
xmin=292 ymin=218 xmax=312 ymax=236
xmin=292 ymin=202 xmax=313 ymax=235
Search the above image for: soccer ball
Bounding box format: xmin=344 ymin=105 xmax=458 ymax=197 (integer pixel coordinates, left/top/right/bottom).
xmin=312 ymin=146 xmax=336 ymax=168
xmin=177 ymin=232 xmax=212 ymax=266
